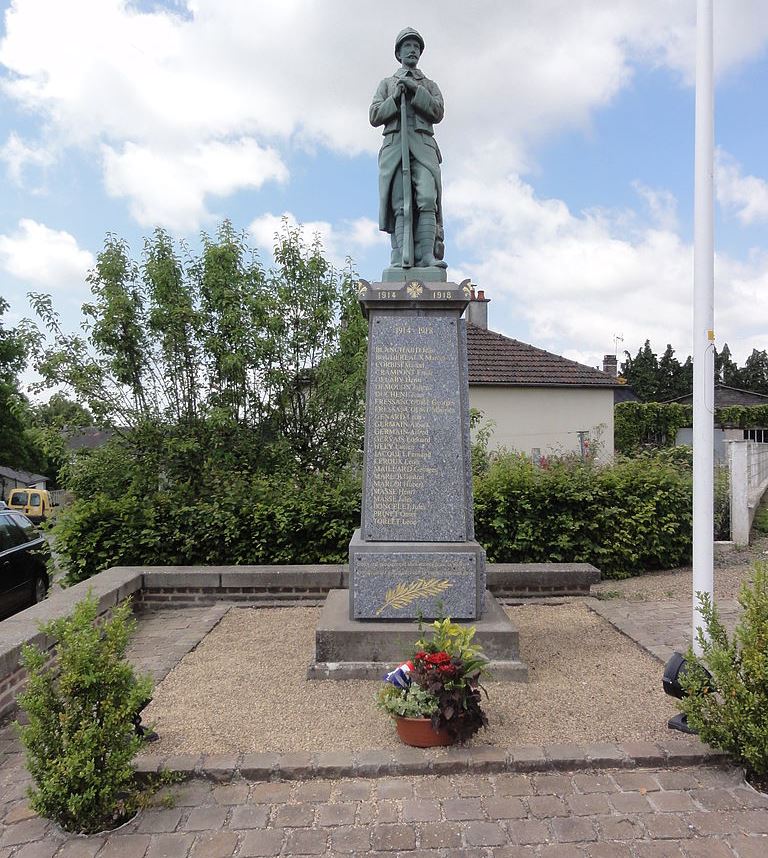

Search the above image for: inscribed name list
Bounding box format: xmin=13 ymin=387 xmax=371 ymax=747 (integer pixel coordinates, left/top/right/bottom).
xmin=363 ymin=313 xmax=467 ymax=542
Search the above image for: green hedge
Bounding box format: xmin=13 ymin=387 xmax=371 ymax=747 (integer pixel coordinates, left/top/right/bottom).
xmin=616 ymin=401 xmax=768 ymax=454
xmin=473 ymin=451 xmax=692 ymax=578
xmin=55 ymin=472 xmax=361 ymax=584
xmin=55 ymin=452 xmax=693 ymax=584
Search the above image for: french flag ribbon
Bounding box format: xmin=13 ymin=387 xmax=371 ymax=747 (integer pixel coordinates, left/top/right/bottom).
xmin=384 ymin=660 xmax=414 ymax=688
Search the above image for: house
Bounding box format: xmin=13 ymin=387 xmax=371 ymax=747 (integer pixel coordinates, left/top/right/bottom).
xmin=464 ymin=291 xmax=625 ymax=458
xmin=671 ymin=384 xmax=768 ymax=454
xmin=0 ymin=466 xmax=50 ymax=499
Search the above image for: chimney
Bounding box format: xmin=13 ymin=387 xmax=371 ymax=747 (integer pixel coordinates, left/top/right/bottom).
xmin=602 ymin=354 xmax=618 ymax=377
xmin=467 ymin=286 xmax=490 ymax=330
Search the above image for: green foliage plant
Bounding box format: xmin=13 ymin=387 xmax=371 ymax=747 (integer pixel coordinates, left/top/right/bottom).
xmin=16 ymin=594 xmax=153 ymax=833
xmin=680 ymin=563 xmax=768 ymax=787
xmin=376 ymin=617 xmax=490 ymax=743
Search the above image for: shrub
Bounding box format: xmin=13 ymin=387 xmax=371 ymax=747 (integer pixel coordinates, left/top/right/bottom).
xmin=473 ymin=450 xmax=692 ymax=578
xmin=680 ymin=563 xmax=768 ymax=785
xmin=16 ymin=595 xmax=153 ymax=833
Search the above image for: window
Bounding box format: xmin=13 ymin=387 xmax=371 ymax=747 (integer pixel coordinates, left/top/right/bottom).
xmin=744 ymin=428 xmax=768 ymax=443
xmin=0 ymin=517 xmax=28 ymax=551
xmin=29 ymin=493 xmax=40 ymax=506
xmin=8 ymin=513 xmax=37 ymax=541
xmin=9 ymin=491 xmax=28 ymax=506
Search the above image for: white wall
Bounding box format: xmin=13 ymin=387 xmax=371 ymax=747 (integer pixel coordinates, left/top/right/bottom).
xmin=468 ymin=385 xmax=615 ymax=458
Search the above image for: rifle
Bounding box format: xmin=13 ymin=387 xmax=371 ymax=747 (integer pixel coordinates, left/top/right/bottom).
xmin=399 ymin=85 xmax=412 ymax=268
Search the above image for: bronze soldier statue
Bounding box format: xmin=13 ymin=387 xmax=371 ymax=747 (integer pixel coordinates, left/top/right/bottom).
xmin=370 ymin=27 xmax=447 ymax=272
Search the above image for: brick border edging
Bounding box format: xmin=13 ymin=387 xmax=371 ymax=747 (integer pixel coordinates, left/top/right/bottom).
xmin=134 ymin=740 xmax=731 ymax=784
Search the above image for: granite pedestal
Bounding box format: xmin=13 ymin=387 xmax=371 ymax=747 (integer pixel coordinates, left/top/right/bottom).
xmin=308 ymin=589 xmax=528 ymax=681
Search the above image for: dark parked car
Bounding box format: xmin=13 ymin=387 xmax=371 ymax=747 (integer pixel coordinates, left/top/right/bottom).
xmin=0 ymin=509 xmax=50 ymax=620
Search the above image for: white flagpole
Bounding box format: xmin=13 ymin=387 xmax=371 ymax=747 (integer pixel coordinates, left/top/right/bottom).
xmin=692 ymin=0 xmax=715 ymax=655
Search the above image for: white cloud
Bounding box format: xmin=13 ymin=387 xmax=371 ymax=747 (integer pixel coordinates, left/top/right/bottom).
xmin=632 ymin=181 xmax=679 ymax=232
xmin=249 ymin=212 xmax=385 ymax=269
xmin=0 ymin=133 xmax=55 ymax=185
xmin=448 ymin=173 xmax=768 ymax=367
xmin=0 ymin=219 xmax=94 ymax=288
xmin=3 ymin=1 xmax=768 ymax=231
xmin=101 ymin=139 xmax=288 ymax=231
xmin=716 ymin=149 xmax=768 ymax=225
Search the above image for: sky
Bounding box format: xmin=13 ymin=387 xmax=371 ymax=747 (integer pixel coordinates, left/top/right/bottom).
xmin=1 ymin=0 xmax=768 ymax=394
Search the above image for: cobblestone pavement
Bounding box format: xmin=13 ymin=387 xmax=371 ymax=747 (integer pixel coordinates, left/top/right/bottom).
xmin=586 ymin=599 xmax=741 ymax=665
xmin=1 ymin=753 xmax=767 ymax=857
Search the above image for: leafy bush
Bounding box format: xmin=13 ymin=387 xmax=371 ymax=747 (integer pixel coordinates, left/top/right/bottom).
xmin=680 ymin=563 xmax=768 ymax=784
xmin=55 ymin=470 xmax=362 ymax=584
xmin=473 ymin=450 xmax=693 ymax=578
xmin=16 ymin=595 xmax=153 ymax=833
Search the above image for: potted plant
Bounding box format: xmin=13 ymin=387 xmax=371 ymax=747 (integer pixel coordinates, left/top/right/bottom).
xmin=376 ymin=617 xmax=489 ymax=746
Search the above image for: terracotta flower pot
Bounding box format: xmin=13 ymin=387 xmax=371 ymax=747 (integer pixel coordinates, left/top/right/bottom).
xmin=395 ymin=716 xmax=454 ymax=747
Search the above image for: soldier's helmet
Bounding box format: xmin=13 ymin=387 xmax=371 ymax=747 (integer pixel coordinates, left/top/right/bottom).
xmin=394 ymin=27 xmax=425 ymax=59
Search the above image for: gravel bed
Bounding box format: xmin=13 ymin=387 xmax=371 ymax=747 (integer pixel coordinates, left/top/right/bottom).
xmin=591 ymin=535 xmax=768 ymax=602
xmin=142 ymin=601 xmax=684 ymax=756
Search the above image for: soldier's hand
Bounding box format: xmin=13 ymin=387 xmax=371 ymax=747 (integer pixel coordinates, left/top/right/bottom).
xmin=400 ymin=77 xmax=418 ymax=94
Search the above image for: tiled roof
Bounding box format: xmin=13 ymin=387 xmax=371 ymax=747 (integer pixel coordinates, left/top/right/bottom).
xmin=466 ymin=324 xmax=622 ymax=387
xmin=670 ymin=384 xmax=768 ymax=407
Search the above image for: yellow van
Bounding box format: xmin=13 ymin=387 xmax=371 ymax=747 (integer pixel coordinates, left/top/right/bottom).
xmin=6 ymin=488 xmax=53 ymax=523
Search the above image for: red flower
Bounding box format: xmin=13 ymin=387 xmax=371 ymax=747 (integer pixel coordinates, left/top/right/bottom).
xmin=425 ymin=651 xmax=451 ymax=666
xmin=414 ymin=651 xmax=427 ymax=661
xmin=438 ymin=663 xmax=457 ymax=676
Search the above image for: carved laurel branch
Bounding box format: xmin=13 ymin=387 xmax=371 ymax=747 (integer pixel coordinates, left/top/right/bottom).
xmin=375 ymin=578 xmax=453 ymax=616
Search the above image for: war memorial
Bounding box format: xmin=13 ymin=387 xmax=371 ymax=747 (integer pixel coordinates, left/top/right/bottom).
xmin=311 ymin=28 xmax=527 ymax=679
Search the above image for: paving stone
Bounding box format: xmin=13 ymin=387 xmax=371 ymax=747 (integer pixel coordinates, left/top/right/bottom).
xmin=485 ymin=796 xmax=527 ymax=819
xmin=401 ymin=798 xmax=441 ymax=822
xmin=682 ymin=840 xmax=738 ymax=857
xmin=533 ymin=773 xmax=573 ymax=795
xmin=465 ymin=821 xmax=508 ymax=847
xmin=211 ymin=783 xmax=249 ymax=805
xmin=329 ymin=826 xmax=371 ymax=853
xmin=633 ymin=841 xmax=687 ymax=858
xmin=55 ymin=839 xmax=105 ymax=858
xmin=284 ymin=828 xmax=328 ymax=855
xmin=691 ymin=788 xmax=744 ymax=811
xmin=11 ymin=842 xmax=60 ymax=858
xmin=272 ymin=802 xmax=314 ymax=828
xmin=189 ymin=831 xmax=239 ymax=858
xmin=0 ymin=816 xmax=49 ymax=847
xmin=566 ymin=794 xmax=612 ymax=816
xmin=137 ymin=807 xmax=184 ymax=834
xmin=374 ymin=799 xmax=399 ymax=824
xmin=355 ymin=750 xmax=393 ymax=778
xmin=595 ymin=816 xmax=643 ymax=841
xmin=491 ymin=848 xmax=539 ymax=858
xmin=684 ymin=810 xmax=740 ymax=836
xmin=585 ymin=844 xmax=633 ymax=858
xmin=145 ymin=832 xmax=196 ymax=858
xmin=167 ymin=781 xmax=215 ymax=807
xmin=93 ymin=834 xmax=152 ymax=858
xmin=227 ymin=804 xmax=269 ymax=830
xmin=552 ymin=817 xmax=597 ymax=843
xmin=239 ymin=753 xmax=280 ymax=780
xmin=419 ymin=821 xmax=462 ymax=849
xmin=617 ymin=742 xmax=665 ymax=767
xmin=733 ymin=809 xmax=768 ymax=834
xmin=572 ymin=773 xmax=615 ymax=794
xmin=507 ymin=819 xmax=551 ymax=845
xmin=728 ymin=833 xmax=768 ymax=858
xmin=640 ymin=812 xmax=695 ymax=839
xmin=527 ymin=795 xmax=569 ymax=818
xmin=654 ymin=770 xmax=701 ymax=790
xmin=278 ymin=752 xmax=314 ymax=780
xmin=510 ymin=746 xmax=548 ymax=771
xmin=609 ymin=791 xmax=653 ymax=813
xmin=371 ymin=823 xmax=416 ymax=851
xmin=537 ymin=845 xmax=585 ymax=857
xmin=413 ymin=777 xmax=456 ymax=799
xmin=316 ymin=803 xmax=357 ymax=826
xmin=2 ymin=801 xmax=36 ymax=824
xmin=612 ymin=771 xmax=661 ymax=792
xmin=495 ymin=774 xmax=533 ymax=796
xmin=376 ymin=777 xmax=413 ymax=799
xmin=442 ymin=797 xmax=485 ymax=820
xmin=313 ymin=751 xmax=356 ymax=780
xmin=182 ymin=805 xmax=228 ymax=831
xmin=294 ymin=781 xmax=333 ymax=803
xmin=249 ymin=782 xmax=292 ymax=804
xmin=469 ymin=746 xmax=509 ymax=773
xmin=239 ymin=829 xmax=284 ymax=857
xmin=335 ymin=780 xmax=372 ymax=801
xmin=454 ymin=774 xmax=494 ymax=796
xmin=648 ymin=790 xmax=698 ymax=812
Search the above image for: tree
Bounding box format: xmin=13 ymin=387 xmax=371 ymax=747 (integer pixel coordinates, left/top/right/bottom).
xmin=0 ymin=297 xmax=47 ymax=472
xmin=28 ymin=221 xmax=368 ymax=498
xmin=621 ymin=340 xmax=660 ymax=401
xmin=715 ymin=343 xmax=742 ymax=388
xmin=740 ymin=349 xmax=768 ymax=395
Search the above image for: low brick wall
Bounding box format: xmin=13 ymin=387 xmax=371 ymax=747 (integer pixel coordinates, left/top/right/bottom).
xmin=0 ymin=561 xmax=599 ymax=719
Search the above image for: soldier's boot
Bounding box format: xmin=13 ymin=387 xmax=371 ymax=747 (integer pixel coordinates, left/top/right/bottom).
xmin=414 ymin=211 xmax=447 ymax=268
xmin=390 ymin=211 xmax=405 ymax=267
